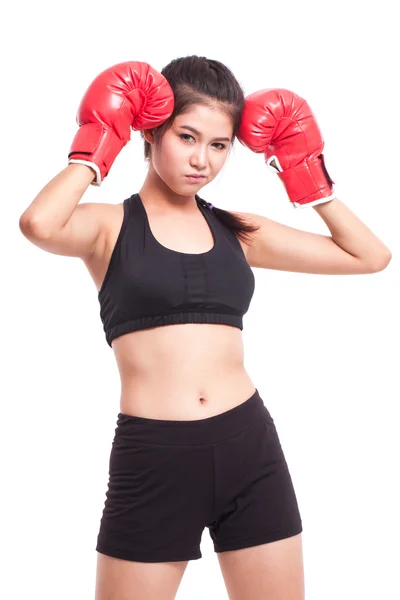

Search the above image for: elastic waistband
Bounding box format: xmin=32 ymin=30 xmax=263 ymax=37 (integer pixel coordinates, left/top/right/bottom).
xmin=115 ymin=388 xmax=267 ymax=446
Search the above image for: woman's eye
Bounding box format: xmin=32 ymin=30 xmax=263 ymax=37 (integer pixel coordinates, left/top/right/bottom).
xmin=180 ymin=134 xmax=194 ymax=142
xmin=179 ymin=134 xmax=226 ymax=150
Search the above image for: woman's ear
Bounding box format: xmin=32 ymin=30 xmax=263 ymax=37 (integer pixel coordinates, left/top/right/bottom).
xmin=142 ymin=129 xmax=155 ymax=144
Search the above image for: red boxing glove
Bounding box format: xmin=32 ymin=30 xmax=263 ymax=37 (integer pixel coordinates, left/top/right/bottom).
xmin=68 ymin=61 xmax=174 ymax=186
xmin=237 ymin=89 xmax=336 ymax=208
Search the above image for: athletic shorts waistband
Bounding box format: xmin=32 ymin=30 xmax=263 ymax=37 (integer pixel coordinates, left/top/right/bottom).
xmin=114 ymin=388 xmax=270 ymax=446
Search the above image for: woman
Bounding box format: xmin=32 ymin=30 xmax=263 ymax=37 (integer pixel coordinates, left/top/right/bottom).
xmin=19 ymin=56 xmax=391 ymax=600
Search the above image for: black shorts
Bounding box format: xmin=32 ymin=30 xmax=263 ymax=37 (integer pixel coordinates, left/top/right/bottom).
xmin=96 ymin=388 xmax=303 ymax=563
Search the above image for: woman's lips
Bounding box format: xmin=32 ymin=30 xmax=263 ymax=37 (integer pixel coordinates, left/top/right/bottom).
xmin=185 ymin=175 xmax=206 ymax=182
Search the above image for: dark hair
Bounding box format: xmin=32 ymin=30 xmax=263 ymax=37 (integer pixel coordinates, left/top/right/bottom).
xmin=139 ymin=55 xmax=260 ymax=246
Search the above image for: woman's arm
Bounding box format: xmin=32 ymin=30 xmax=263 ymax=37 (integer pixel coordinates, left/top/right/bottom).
xmin=312 ymin=198 xmax=392 ymax=267
xmin=19 ymin=163 xmax=95 ymax=236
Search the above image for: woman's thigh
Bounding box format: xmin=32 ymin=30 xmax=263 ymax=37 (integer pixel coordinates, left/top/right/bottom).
xmin=217 ymin=532 xmax=304 ymax=600
xmin=95 ymin=552 xmax=189 ymax=600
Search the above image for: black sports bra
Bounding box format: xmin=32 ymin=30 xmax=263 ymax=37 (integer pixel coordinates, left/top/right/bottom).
xmin=98 ymin=193 xmax=255 ymax=347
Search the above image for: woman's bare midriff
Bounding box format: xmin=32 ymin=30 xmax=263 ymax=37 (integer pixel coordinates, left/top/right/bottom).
xmin=83 ymin=199 xmax=256 ymax=421
xmin=112 ymin=324 xmax=256 ymax=420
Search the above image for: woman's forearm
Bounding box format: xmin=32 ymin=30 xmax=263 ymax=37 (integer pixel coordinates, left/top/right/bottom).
xmin=313 ymin=198 xmax=392 ymax=268
xmin=19 ymin=163 xmax=96 ymax=237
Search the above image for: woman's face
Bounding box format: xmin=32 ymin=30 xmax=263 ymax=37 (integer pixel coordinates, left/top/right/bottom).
xmin=145 ymin=104 xmax=233 ymax=197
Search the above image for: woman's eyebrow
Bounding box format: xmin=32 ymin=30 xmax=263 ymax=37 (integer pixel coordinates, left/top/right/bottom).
xmin=178 ymin=125 xmax=231 ymax=142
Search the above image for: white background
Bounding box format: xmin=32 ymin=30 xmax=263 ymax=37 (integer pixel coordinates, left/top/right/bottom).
xmin=2 ymin=0 xmax=399 ymax=598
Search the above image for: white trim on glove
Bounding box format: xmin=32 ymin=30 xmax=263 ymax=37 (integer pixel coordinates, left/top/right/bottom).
xmin=293 ymin=194 xmax=336 ymax=209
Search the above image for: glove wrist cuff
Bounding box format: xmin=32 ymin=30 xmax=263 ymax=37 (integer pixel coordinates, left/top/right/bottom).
xmin=68 ymin=123 xmax=128 ymax=185
xmin=269 ymin=154 xmax=336 ymax=208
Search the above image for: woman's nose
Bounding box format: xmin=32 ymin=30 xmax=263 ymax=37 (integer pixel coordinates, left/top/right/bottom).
xmin=191 ymin=146 xmax=209 ymax=167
